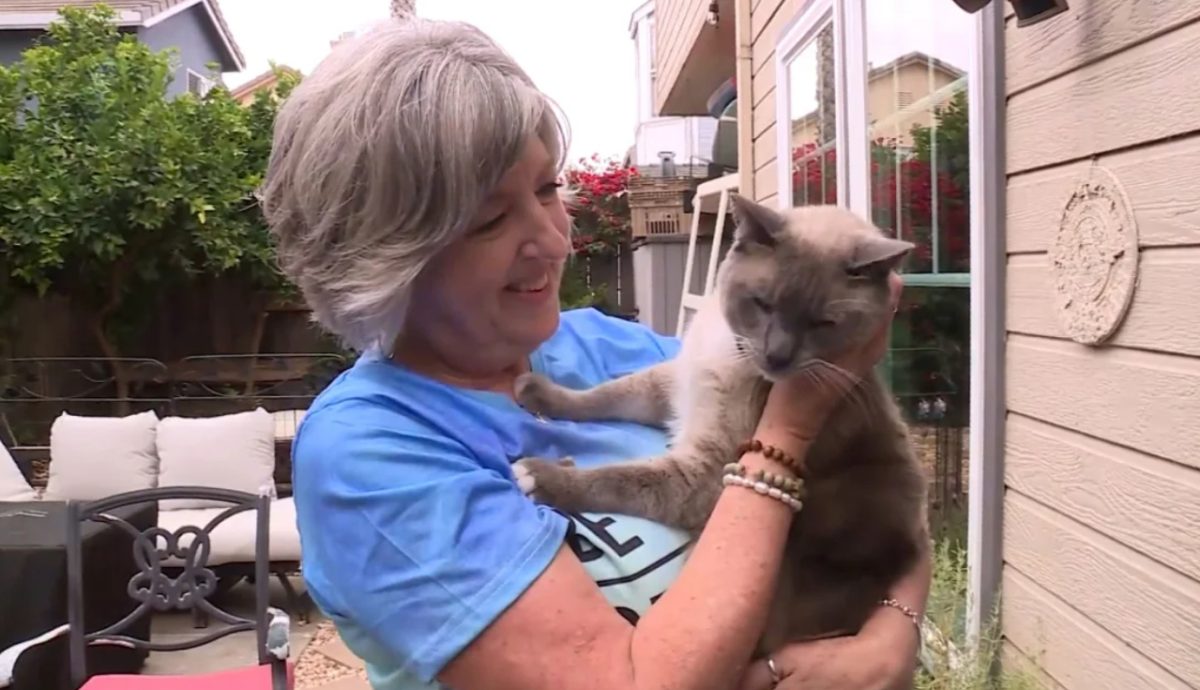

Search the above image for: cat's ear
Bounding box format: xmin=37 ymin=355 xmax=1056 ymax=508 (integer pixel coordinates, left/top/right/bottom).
xmin=730 ymin=193 xmax=786 ymax=248
xmin=847 ymin=234 xmax=914 ymax=277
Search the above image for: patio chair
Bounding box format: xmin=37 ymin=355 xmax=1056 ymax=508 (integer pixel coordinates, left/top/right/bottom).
xmin=0 ymin=486 xmax=292 ymax=690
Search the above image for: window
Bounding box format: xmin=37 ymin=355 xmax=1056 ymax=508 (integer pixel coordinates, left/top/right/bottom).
xmin=186 ymin=69 xmax=216 ymax=98
xmin=775 ymin=0 xmax=980 ymax=540
xmin=860 ymin=0 xmax=976 ymax=540
xmin=775 ymin=0 xmax=844 ymax=208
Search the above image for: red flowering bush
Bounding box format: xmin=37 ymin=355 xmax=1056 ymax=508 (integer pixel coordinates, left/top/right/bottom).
xmin=563 ymin=154 xmax=638 ymax=256
xmin=791 ymin=141 xmax=969 ymax=274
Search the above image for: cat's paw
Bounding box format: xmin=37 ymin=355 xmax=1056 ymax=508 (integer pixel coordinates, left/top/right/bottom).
xmin=514 ymin=372 xmax=570 ymax=417
xmin=511 ymin=457 xmax=577 ymax=504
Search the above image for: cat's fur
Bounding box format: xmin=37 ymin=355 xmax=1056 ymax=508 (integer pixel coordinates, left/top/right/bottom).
xmin=512 ymin=195 xmax=928 ymax=651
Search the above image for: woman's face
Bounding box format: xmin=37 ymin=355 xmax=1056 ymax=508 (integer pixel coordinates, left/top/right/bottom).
xmin=404 ymin=138 xmax=571 ymax=372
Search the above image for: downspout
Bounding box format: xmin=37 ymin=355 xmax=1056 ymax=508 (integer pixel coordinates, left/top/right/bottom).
xmin=735 ymin=0 xmax=755 ymax=198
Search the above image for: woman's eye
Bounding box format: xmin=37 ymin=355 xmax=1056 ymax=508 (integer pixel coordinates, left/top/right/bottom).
xmin=752 ymin=296 xmax=772 ymax=312
xmin=537 ymin=181 xmax=564 ymax=200
xmin=471 ymin=213 xmax=505 ymax=236
xmin=812 ymin=318 xmax=837 ymax=328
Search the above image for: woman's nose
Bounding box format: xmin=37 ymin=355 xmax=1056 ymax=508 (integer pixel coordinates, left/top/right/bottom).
xmin=523 ymin=205 xmax=570 ymax=261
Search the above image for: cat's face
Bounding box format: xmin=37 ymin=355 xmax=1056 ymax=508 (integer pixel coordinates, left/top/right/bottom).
xmin=717 ymin=195 xmax=912 ymax=381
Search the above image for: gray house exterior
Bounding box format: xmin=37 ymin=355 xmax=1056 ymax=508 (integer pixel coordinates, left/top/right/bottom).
xmin=0 ymin=0 xmax=245 ymax=96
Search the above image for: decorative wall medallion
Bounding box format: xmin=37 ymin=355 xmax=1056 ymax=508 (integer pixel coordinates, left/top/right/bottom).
xmin=1049 ymin=166 xmax=1140 ymax=346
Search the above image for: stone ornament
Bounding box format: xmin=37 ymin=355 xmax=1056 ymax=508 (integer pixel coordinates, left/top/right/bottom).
xmin=1049 ymin=166 xmax=1140 ymax=346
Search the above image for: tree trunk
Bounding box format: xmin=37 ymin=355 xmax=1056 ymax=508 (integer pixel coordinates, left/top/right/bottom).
xmin=88 ymin=257 xmax=136 ymax=416
xmin=89 ymin=312 xmax=131 ymax=416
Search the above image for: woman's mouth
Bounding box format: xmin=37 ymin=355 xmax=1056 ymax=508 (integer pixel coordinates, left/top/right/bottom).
xmin=505 ymin=275 xmax=550 ymax=294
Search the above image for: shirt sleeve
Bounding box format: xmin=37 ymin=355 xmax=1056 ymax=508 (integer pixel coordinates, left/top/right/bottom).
xmin=292 ymin=409 xmax=569 ymax=683
xmin=559 ymin=308 xmax=683 ymax=379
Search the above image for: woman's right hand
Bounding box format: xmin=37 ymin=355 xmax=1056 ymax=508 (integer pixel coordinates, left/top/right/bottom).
xmin=758 ymin=272 xmax=903 ymax=442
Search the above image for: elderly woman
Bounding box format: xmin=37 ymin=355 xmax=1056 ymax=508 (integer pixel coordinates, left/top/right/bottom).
xmin=263 ymin=17 xmax=930 ymax=690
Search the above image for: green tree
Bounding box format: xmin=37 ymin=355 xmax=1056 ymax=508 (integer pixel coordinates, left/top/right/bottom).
xmin=0 ymin=5 xmax=292 ymax=394
xmin=910 ymin=89 xmax=969 ymax=196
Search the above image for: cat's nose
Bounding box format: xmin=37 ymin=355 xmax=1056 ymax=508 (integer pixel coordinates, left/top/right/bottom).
xmin=765 ymin=352 xmax=791 ymax=371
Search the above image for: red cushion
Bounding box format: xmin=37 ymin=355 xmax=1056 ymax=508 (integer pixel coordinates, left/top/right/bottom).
xmin=80 ymin=662 xmax=293 ymax=690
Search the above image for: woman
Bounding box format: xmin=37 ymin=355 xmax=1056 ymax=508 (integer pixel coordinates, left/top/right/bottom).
xmin=263 ymin=16 xmax=930 ymax=690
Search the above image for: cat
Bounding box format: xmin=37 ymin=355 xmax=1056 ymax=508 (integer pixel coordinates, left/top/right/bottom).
xmin=510 ymin=194 xmax=929 ymax=650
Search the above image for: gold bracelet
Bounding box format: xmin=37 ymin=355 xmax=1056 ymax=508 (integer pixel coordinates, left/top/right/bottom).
xmin=878 ymin=597 xmax=922 ymax=635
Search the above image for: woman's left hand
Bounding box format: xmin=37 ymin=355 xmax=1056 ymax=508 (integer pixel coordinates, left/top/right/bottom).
xmin=736 ymin=625 xmax=917 ymax=690
xmin=737 ymin=543 xmax=931 ymax=690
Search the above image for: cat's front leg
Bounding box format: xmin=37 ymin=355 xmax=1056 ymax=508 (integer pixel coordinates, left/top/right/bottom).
xmin=513 ymin=441 xmax=727 ymax=532
xmin=515 ymin=362 xmax=675 ymax=427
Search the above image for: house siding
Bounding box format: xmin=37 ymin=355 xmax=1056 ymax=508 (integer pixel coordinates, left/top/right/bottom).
xmin=652 ymin=0 xmax=706 ymax=114
xmin=0 ymin=29 xmax=43 ymax=66
xmin=746 ymin=0 xmax=805 ymax=203
xmin=1000 ymin=2 xmax=1200 ymax=687
xmin=137 ymin=3 xmax=225 ymax=96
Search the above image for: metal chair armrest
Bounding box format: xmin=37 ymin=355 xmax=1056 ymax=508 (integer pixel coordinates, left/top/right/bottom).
xmin=0 ymin=624 xmax=69 ymax=688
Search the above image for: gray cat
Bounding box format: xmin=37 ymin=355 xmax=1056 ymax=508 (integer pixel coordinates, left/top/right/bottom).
xmin=512 ymin=195 xmax=928 ymax=649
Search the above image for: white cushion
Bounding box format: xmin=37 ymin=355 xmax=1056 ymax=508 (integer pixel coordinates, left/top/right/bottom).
xmin=44 ymin=411 xmax=159 ymax=501
xmin=156 ymin=497 xmax=301 ymax=566
xmin=156 ymin=408 xmax=277 ymax=510
xmin=271 ymin=409 xmax=307 ymax=441
xmin=0 ymin=443 xmax=37 ymax=502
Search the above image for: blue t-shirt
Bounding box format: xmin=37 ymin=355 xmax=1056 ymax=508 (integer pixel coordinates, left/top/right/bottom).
xmin=291 ymin=308 xmax=695 ymax=689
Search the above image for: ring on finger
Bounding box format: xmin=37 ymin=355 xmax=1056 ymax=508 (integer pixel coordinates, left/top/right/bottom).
xmin=766 ymin=656 xmax=782 ymax=687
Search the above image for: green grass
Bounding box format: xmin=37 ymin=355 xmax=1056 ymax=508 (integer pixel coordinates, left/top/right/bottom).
xmin=915 ymin=534 xmax=1045 ymax=690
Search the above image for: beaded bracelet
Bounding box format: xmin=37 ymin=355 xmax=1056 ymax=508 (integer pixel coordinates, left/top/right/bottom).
xmin=878 ymin=597 xmax=922 ymax=635
xmin=721 ymin=463 xmax=804 ymax=512
xmin=737 ymin=438 xmax=809 ymax=478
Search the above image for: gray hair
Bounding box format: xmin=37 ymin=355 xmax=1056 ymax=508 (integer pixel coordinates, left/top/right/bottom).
xmin=261 ymin=17 xmax=569 ymax=352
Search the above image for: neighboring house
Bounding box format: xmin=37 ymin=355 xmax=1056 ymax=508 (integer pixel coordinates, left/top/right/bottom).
xmin=628 ymin=0 xmax=721 ymax=172
xmin=229 ymin=65 xmax=300 ymax=107
xmin=651 ymin=1 xmax=1200 ymax=689
xmin=0 ymin=0 xmax=246 ymax=97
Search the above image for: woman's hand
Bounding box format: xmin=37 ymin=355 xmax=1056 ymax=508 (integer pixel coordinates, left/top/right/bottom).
xmin=737 ymin=543 xmax=932 ymax=690
xmin=759 ymin=271 xmax=904 ymax=441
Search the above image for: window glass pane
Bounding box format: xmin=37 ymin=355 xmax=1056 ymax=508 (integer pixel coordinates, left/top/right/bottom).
xmin=788 ymin=22 xmax=838 ymax=207
xmin=865 ymin=1 xmax=972 ymax=275
xmin=864 ymin=0 xmax=973 ymax=544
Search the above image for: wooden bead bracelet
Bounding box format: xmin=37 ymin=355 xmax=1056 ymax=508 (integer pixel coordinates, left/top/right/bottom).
xmin=736 ymin=438 xmax=808 ymax=478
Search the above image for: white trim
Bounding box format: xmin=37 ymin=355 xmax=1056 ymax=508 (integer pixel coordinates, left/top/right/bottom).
xmin=966 ymin=0 xmax=1006 ymax=647
xmin=774 ymin=0 xmax=835 ymax=210
xmin=142 ymin=0 xmax=204 ymax=28
xmin=186 ymin=68 xmax=217 ymax=97
xmin=841 ymin=0 xmax=869 ymax=218
xmin=0 ymin=10 xmax=141 ymax=29
xmin=628 ymin=0 xmax=654 ymax=37
xmin=675 ymin=173 xmax=740 ymax=336
xmin=143 ymin=0 xmax=245 ymax=71
xmin=196 ymin=0 xmax=245 ymax=71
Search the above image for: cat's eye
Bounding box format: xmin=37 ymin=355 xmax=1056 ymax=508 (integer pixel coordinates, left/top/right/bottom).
xmin=751 ymin=296 xmax=773 ymax=312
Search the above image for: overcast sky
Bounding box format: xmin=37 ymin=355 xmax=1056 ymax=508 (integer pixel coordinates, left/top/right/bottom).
xmin=219 ymin=0 xmax=646 ymax=162
xmin=218 ymin=0 xmax=974 ymax=162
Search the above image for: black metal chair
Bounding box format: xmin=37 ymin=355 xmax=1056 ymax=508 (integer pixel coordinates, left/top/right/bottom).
xmin=0 ymin=486 xmax=292 ymax=690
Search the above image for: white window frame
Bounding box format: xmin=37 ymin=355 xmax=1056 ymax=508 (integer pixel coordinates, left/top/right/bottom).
xmin=773 ymin=0 xmax=842 ymax=210
xmin=772 ymin=0 xmax=1006 ymax=649
xmin=186 ymin=69 xmax=217 ymax=97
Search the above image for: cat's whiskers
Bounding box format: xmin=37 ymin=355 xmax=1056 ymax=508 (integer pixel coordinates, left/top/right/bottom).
xmin=803 ymin=359 xmax=874 ymax=418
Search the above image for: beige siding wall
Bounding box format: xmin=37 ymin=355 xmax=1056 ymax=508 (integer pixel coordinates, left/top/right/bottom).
xmin=747 ymin=0 xmax=806 ymax=204
xmin=1002 ymin=2 xmax=1200 ymax=687
xmin=652 ymin=0 xmax=707 ymax=115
